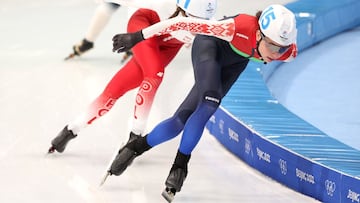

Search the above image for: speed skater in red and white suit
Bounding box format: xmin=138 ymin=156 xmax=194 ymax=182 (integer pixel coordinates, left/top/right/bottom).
xmin=48 ymin=0 xmax=218 ymax=154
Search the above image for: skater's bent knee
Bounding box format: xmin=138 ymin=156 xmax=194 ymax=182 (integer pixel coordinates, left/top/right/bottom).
xmin=176 ymin=110 xmax=193 ymax=124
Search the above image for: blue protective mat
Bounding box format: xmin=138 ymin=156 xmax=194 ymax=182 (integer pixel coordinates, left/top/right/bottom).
xmin=206 ymin=0 xmax=360 ymax=202
xmin=267 ymin=27 xmax=360 ymax=150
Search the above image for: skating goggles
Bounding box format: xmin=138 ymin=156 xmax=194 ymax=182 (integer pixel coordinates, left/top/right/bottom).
xmin=260 ymin=32 xmax=291 ymax=54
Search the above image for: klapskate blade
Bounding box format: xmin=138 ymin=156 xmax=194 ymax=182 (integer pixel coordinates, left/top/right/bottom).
xmin=161 ymin=189 xmax=174 ymax=203
xmin=64 ymin=53 xmax=76 ymax=60
xmin=47 ymin=146 xmax=56 ymax=154
xmin=99 ymin=171 xmax=111 ymax=187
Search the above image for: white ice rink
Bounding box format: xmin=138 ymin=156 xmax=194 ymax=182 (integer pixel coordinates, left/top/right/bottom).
xmin=0 ymin=0 xmax=319 ymax=202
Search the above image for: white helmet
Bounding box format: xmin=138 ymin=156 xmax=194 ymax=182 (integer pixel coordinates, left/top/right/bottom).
xmin=259 ymin=4 xmax=297 ymax=46
xmin=177 ymin=0 xmax=217 ymax=20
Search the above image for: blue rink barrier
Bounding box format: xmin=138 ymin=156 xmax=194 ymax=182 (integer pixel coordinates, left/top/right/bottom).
xmin=206 ymin=0 xmax=360 ymax=202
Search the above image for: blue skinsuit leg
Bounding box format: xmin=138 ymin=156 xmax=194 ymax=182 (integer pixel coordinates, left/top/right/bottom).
xmin=179 ymin=101 xmax=218 ymax=155
xmin=146 ymin=116 xmax=184 ymax=147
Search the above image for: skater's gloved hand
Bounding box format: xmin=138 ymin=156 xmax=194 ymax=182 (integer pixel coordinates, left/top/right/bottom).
xmin=112 ymin=31 xmax=144 ymax=53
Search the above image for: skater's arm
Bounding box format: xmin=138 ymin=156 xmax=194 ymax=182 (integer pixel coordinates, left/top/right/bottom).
xmin=112 ymin=17 xmax=235 ymax=53
xmin=142 ymin=17 xmax=235 ymax=41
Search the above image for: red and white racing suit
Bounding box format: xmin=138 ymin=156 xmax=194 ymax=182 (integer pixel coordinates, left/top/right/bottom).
xmin=69 ymin=8 xmax=192 ymax=135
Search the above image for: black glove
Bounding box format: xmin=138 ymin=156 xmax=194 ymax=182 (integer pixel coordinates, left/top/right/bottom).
xmin=112 ymin=30 xmax=144 ymax=53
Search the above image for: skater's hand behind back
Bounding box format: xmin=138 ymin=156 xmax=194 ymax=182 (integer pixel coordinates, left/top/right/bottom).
xmin=112 ymin=31 xmax=144 ymax=53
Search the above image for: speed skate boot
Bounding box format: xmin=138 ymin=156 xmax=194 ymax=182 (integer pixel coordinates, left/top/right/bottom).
xmin=162 ymin=151 xmax=191 ymax=203
xmin=65 ymin=38 xmax=94 ymax=60
xmin=128 ymin=131 xmax=141 ymax=144
xmin=48 ymin=125 xmax=77 ymax=153
xmin=73 ymin=38 xmax=94 ymax=56
xmin=108 ymin=135 xmax=151 ymax=176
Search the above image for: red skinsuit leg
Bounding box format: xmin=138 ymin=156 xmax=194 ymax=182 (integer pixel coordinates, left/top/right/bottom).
xmin=86 ymin=59 xmax=144 ymax=125
xmin=68 ymin=59 xmax=144 ymax=134
xmin=130 ymin=39 xmax=183 ymax=135
xmin=127 ymin=9 xmax=182 ymax=135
